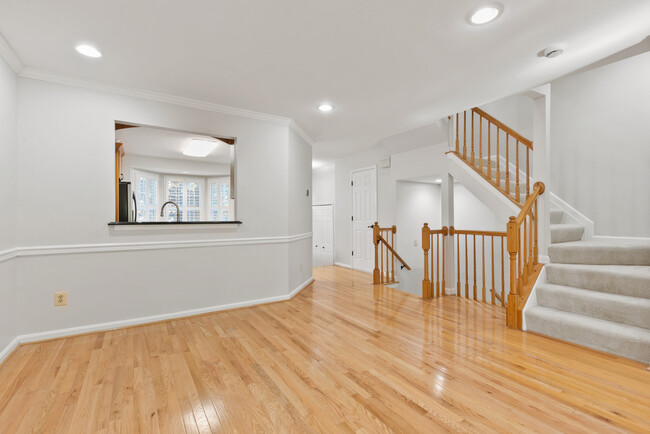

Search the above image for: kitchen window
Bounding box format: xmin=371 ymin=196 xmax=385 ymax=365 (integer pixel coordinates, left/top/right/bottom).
xmin=133 ymin=170 xmax=159 ymax=222
xmin=165 ymin=176 xmax=204 ymax=222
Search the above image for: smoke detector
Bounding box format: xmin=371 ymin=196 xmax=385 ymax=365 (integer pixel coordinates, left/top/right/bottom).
xmin=543 ymin=45 xmax=564 ymax=58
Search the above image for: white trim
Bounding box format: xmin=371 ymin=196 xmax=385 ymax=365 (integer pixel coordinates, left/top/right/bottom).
xmin=593 ymin=235 xmax=650 ymax=242
xmin=18 ymin=67 xmax=314 ymax=145
xmin=334 ymin=262 xmax=351 ymax=269
xmin=0 ymin=337 xmax=20 ymax=366
xmin=550 ymin=192 xmax=594 ymax=240
xmin=13 ymin=233 xmax=312 ymax=258
xmin=522 ymin=266 xmax=546 ymax=331
xmin=0 ymin=31 xmax=23 ymax=73
xmin=0 ymin=248 xmax=18 ymax=264
xmin=7 ymin=277 xmax=314 ymax=350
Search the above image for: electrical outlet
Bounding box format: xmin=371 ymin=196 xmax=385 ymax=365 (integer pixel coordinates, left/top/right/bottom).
xmin=54 ymin=292 xmax=67 ymax=306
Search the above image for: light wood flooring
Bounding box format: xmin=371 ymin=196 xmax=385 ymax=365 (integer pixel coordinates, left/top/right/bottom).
xmin=0 ymin=266 xmax=649 ymax=433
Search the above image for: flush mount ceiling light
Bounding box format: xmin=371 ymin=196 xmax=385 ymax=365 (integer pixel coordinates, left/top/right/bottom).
xmin=318 ymin=103 xmax=334 ymax=112
xmin=470 ymin=6 xmax=500 ymax=25
xmin=183 ymin=139 xmax=218 ymax=157
xmin=435 ymin=178 xmax=442 ymax=183
xmin=75 ymin=44 xmax=102 ymax=58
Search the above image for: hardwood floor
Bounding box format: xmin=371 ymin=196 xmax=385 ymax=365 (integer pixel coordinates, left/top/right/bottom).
xmin=0 ymin=266 xmax=649 ymax=433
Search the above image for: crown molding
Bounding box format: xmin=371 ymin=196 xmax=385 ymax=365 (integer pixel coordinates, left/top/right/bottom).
xmin=18 ymin=67 xmax=315 ymax=144
xmin=0 ymin=32 xmax=23 ymax=73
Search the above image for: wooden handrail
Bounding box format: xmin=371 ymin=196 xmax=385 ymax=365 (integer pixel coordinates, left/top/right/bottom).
xmin=516 ymin=182 xmax=545 ymax=225
xmin=471 ymin=107 xmax=533 ymax=149
xmin=377 ymin=235 xmax=411 ymax=271
xmin=449 ymin=227 xmax=507 ymax=237
xmin=372 ymin=223 xmax=409 ymax=285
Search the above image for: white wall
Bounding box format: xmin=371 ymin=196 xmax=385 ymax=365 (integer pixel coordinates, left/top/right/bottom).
xmin=312 ymin=164 xmax=334 ymax=205
xmin=13 ymin=77 xmax=312 ymax=339
xmin=334 ymin=143 xmax=449 ymax=267
xmin=288 ymin=128 xmax=313 ymax=290
xmin=551 ymin=51 xmax=650 ymax=237
xmin=0 ymin=54 xmax=18 ymax=352
xmin=480 ymin=94 xmax=534 ymax=141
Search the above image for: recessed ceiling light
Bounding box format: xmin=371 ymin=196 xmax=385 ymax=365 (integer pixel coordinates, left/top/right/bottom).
xmin=318 ymin=103 xmax=334 ymax=112
xmin=75 ymin=44 xmax=102 ymax=58
xmin=435 ymin=179 xmax=442 ymax=183
xmin=183 ymin=139 xmax=218 ymax=157
xmin=470 ymin=6 xmax=500 ymax=25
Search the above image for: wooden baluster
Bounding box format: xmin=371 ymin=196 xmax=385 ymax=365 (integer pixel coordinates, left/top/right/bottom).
xmin=507 ymin=217 xmax=519 ymax=328
xmin=479 ymin=115 xmax=483 ymax=172
xmin=422 ymin=223 xmax=430 ymax=298
xmin=487 ymin=123 xmax=491 ymax=178
xmin=505 ymin=135 xmax=510 ymax=196
xmin=526 ymin=147 xmax=530 ymax=199
xmin=450 ymin=226 xmax=462 ymax=297
xmin=379 ymin=231 xmax=384 ymax=283
xmin=373 ymin=223 xmax=380 ymax=284
xmin=534 ymin=200 xmax=539 ymax=265
xmin=436 ymin=234 xmax=440 ymax=297
xmin=455 ymin=114 xmax=459 ymax=153
xmin=481 ymin=235 xmax=486 ymax=303
xmin=442 ymin=227 xmax=447 ymax=293
xmin=490 ymin=236 xmax=495 ymax=305
xmin=465 ymin=234 xmax=469 ymax=299
xmin=473 ymin=234 xmax=477 ymax=300
xmin=528 ymin=210 xmax=534 ymax=274
xmin=429 ymin=234 xmax=436 ymax=297
xmin=501 ymin=236 xmax=505 ymax=307
xmin=523 ymin=218 xmax=528 ymax=285
xmin=463 ymin=111 xmax=467 ymax=160
xmin=391 ymin=227 xmax=396 ymax=282
xmin=516 ymin=140 xmax=520 ymax=202
xmin=496 ymin=127 xmax=501 ymax=186
xmin=518 ymin=226 xmax=524 ymax=295
xmin=471 ymin=111 xmax=475 ymax=166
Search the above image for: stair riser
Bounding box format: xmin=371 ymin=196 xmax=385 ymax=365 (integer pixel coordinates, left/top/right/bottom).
xmin=550 ymin=225 xmax=584 ymax=244
xmin=545 ymin=265 xmax=650 ymax=299
xmin=537 ymin=285 xmax=650 ymax=329
xmin=526 ymin=308 xmax=650 ymax=363
xmin=550 ymin=210 xmax=563 ymax=225
xmin=549 ymin=245 xmax=650 ymax=266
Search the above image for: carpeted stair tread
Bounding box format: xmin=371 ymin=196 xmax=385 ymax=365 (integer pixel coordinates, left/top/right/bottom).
xmin=549 ymin=239 xmax=650 ymax=265
xmin=550 ymin=209 xmax=563 ymax=224
xmin=536 ymin=283 xmax=650 ymax=329
xmin=526 ymin=306 xmax=650 ymax=363
xmin=545 ymin=263 xmax=650 ymax=299
xmin=550 ymin=224 xmax=585 ymax=243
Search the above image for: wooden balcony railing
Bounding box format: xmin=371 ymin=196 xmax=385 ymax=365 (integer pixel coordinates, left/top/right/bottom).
xmin=506 ymin=181 xmax=545 ymax=328
xmin=452 ymin=107 xmax=533 ymax=207
xmin=372 ymin=223 xmax=410 ymax=285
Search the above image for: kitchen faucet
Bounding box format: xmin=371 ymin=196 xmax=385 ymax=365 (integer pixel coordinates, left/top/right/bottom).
xmin=160 ymin=201 xmax=180 ymax=222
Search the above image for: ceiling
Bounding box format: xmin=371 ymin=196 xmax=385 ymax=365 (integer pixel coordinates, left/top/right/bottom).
xmin=1 ymin=0 xmax=649 ymax=161
xmin=116 ymin=126 xmax=231 ymax=164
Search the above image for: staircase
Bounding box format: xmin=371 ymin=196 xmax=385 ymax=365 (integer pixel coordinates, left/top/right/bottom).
xmin=526 ymin=208 xmax=650 ymax=363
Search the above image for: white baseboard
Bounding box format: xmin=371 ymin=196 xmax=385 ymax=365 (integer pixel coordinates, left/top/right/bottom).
xmin=334 ymin=262 xmax=351 ymax=269
xmin=5 ymin=277 xmax=314 ymax=352
xmin=0 ymin=336 xmax=20 ymax=366
xmin=539 ymin=255 xmax=550 ymax=264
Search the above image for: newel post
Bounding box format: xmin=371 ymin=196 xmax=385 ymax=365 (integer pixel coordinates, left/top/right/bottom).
xmin=506 ymin=216 xmax=519 ymax=329
xmin=372 ymin=222 xmax=380 ymax=284
xmin=422 ymin=223 xmax=431 ymax=298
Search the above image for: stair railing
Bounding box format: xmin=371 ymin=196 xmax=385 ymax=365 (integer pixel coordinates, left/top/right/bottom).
xmin=372 ymin=223 xmax=411 ymax=285
xmin=448 ymin=226 xmax=507 ymax=306
xmin=506 ymin=181 xmax=545 ymax=328
xmin=421 ymin=224 xmax=448 ymax=298
xmin=452 ymin=108 xmax=533 ymax=206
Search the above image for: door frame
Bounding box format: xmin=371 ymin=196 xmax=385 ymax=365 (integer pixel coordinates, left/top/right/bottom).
xmin=350 ymin=165 xmax=378 ymax=272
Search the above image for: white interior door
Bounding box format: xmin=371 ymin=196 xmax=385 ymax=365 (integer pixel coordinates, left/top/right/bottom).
xmin=312 ymin=204 xmax=333 ymax=267
xmin=351 ymin=167 xmax=377 ymax=272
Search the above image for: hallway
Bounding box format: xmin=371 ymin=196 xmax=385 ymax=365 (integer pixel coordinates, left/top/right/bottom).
xmin=0 ymin=266 xmax=648 ymax=432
